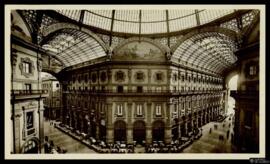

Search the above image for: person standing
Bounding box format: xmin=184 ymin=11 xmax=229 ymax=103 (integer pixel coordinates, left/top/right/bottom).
xmin=44 ymin=136 xmax=50 ymax=154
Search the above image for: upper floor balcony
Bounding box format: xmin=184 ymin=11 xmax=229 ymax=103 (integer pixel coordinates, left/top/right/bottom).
xmin=11 ymin=89 xmax=49 ymax=100
xmin=63 ymin=89 xmax=225 ymax=97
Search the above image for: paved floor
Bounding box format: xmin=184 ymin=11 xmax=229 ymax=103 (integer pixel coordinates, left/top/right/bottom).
xmin=183 ymin=116 xmax=234 ymax=153
xmin=43 ymin=115 xmax=234 ymax=154
xmin=44 ymin=120 xmax=96 ymax=153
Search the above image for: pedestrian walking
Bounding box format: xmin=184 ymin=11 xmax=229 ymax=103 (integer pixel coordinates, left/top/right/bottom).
xmin=209 ymin=128 xmax=212 ymax=134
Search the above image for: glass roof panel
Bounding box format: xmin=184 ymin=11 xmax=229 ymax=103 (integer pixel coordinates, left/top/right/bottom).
xmin=114 ymin=10 xmax=139 ymax=22
xmin=83 ymin=11 xmax=111 ymax=31
xmin=141 ymin=10 xmax=166 ymax=22
xmin=141 ymin=22 xmax=167 ymax=34
xmin=169 ymin=14 xmax=197 ymax=32
xmin=173 ymin=32 xmax=238 ymax=74
xmin=169 ymin=10 xmax=195 ymax=19
xmin=56 ymin=10 xmax=81 ymax=21
xmin=55 ymin=9 xmax=241 ymax=35
xmin=89 ymin=10 xmax=112 ymax=18
xmin=199 ymin=9 xmax=234 ymax=25
xmin=113 ymin=20 xmax=139 ymax=34
xmin=42 ymin=29 xmax=106 ymax=67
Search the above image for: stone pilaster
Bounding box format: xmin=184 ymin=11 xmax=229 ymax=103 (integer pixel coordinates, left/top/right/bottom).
xmin=164 ymin=102 xmax=172 ymax=144
xmin=146 ymin=126 xmax=152 ymax=145
xmin=38 ymin=107 xmax=45 ymax=152
xmin=106 ymin=103 xmax=113 ymax=143
xmin=14 ymin=113 xmax=22 ymax=153
xmin=127 ymin=103 xmax=133 ymax=144
xmin=146 ymin=103 xmax=152 ymax=145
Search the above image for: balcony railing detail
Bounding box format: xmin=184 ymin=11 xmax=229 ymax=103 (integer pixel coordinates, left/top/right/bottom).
xmin=62 ymin=89 xmax=225 ymax=96
xmin=11 ymin=89 xmax=48 ymax=95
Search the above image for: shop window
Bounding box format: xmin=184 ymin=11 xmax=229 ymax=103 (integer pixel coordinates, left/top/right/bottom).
xmin=181 ymin=75 xmax=185 ymax=82
xmin=92 ymin=73 xmax=97 ymax=83
xmin=84 ymin=75 xmax=88 ymax=82
xmin=173 ymin=73 xmax=177 ymax=81
xmin=173 ymin=86 xmax=177 ymax=92
xmin=117 ymin=86 xmax=123 ymax=93
xmin=155 ymin=104 xmax=162 ymax=116
xmin=136 ymin=72 xmax=144 ymax=81
xmin=173 ymin=104 xmax=177 ymax=113
xmin=116 ymin=71 xmax=125 ymax=82
xmin=100 ymin=72 xmax=107 ymax=82
xmin=137 ymin=86 xmax=143 ymax=93
xmin=136 ymin=104 xmax=143 ymax=116
xmin=156 ymin=73 xmax=163 ymax=81
xmin=101 ymin=86 xmax=105 ymax=92
xmin=22 ymin=61 xmax=31 ymax=74
xmin=25 ymin=84 xmax=31 ymax=92
xmin=249 ymin=65 xmax=257 ymax=76
xmin=117 ymin=104 xmax=123 ymax=116
xmin=156 ymin=87 xmax=162 ymax=92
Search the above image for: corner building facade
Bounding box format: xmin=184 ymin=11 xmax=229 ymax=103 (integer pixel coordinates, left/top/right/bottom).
xmin=60 ymin=38 xmax=225 ymax=145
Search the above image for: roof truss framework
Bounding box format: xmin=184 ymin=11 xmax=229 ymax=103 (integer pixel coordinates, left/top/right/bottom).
xmin=42 ymin=28 xmax=107 ymax=66
xmin=173 ymin=32 xmax=238 ymax=75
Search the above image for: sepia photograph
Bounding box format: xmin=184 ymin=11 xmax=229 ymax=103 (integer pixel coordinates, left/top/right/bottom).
xmin=4 ymin=4 xmax=266 ymax=159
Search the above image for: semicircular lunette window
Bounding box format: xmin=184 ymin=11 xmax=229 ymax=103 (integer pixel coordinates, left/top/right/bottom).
xmin=173 ymin=32 xmax=238 ymax=75
xmin=42 ymin=28 xmax=107 ymax=67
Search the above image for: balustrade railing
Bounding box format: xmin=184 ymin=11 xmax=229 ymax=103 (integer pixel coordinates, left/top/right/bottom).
xmin=11 ymin=89 xmax=48 ymax=95
xmin=63 ymin=89 xmax=224 ymax=95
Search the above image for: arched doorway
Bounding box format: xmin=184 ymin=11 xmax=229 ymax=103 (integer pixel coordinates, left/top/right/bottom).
xmin=152 ymin=120 xmax=165 ymax=142
xmin=114 ymin=120 xmax=126 ymax=142
xmin=21 ymin=138 xmax=39 ymax=154
xmin=133 ymin=120 xmax=146 ymax=145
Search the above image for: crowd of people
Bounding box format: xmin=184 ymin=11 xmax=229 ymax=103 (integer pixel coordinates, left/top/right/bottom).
xmin=44 ymin=136 xmax=67 ymax=154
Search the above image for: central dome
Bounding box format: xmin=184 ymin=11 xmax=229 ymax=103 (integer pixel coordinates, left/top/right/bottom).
xmin=56 ymin=9 xmax=235 ymax=35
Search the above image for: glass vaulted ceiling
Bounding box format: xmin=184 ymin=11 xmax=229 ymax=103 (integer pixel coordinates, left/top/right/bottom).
xmin=56 ymin=9 xmax=234 ymax=34
xmin=173 ymin=32 xmax=238 ymax=74
xmin=42 ymin=29 xmax=106 ymax=66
